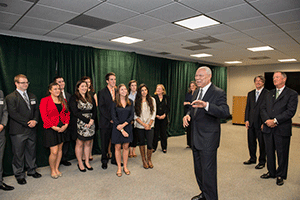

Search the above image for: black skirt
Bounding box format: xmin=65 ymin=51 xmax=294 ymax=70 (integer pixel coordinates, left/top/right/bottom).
xmin=43 ymin=128 xmax=65 ymax=148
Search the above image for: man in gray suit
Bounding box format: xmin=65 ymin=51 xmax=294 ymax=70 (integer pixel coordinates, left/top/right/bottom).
xmin=0 ymin=90 xmax=14 ymax=190
xmin=6 ymin=74 xmax=41 ymax=185
xmin=183 ymin=67 xmax=230 ymax=200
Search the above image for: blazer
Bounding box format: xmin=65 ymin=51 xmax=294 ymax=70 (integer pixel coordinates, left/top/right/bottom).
xmin=154 ymin=95 xmax=170 ymax=116
xmin=39 ymin=95 xmax=70 ymax=129
xmin=187 ymin=84 xmax=230 ymax=151
xmin=6 ymin=90 xmax=39 ymax=135
xmin=244 ymin=88 xmax=268 ymax=129
xmin=65 ymin=91 xmax=71 ymax=103
xmin=98 ymin=86 xmax=115 ymax=129
xmin=260 ymin=86 xmax=298 ymax=136
xmin=0 ymin=90 xmax=8 ymax=132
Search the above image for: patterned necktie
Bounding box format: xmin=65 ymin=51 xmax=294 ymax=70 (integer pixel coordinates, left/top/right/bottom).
xmin=255 ymin=91 xmax=259 ymax=102
xmin=275 ymin=89 xmax=280 ymax=99
xmin=194 ymin=89 xmax=203 ymax=115
xmin=110 ymin=88 xmax=115 ymax=101
xmin=23 ymin=92 xmax=31 ymax=110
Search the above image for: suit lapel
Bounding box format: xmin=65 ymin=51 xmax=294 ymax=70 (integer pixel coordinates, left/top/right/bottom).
xmin=15 ymin=90 xmax=30 ymax=110
xmin=202 ymin=84 xmax=213 ymax=102
xmin=274 ymin=87 xmax=287 ymax=103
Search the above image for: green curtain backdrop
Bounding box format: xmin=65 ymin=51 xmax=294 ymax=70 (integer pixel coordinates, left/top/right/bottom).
xmin=0 ymin=34 xmax=227 ymax=176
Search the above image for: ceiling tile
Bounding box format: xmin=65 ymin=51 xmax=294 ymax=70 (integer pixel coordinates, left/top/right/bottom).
xmin=85 ymin=2 xmax=139 ymax=23
xmin=85 ymin=30 xmax=121 ymax=40
xmin=26 ymin=4 xmax=78 ymax=23
xmin=250 ymin=0 xmax=300 ymax=15
xmin=227 ymin=38 xmax=265 ymax=48
xmin=0 ymin=0 xmax=33 ymax=15
xmin=101 ymin=24 xmax=142 ymax=35
xmin=207 ymin=3 xmax=261 ymax=23
xmin=243 ymin=25 xmax=283 ymax=37
xmin=214 ymin=32 xmax=249 ymax=41
xmin=287 ymin=30 xmax=300 ymax=40
xmin=279 ymin=21 xmax=300 ymax=32
xmin=53 ymin=24 xmax=95 ymax=35
xmin=267 ymin=8 xmax=300 ymax=24
xmin=228 ymin=16 xmax=273 ymax=31
xmin=195 ymin=24 xmax=236 ymax=35
xmin=46 ymin=31 xmax=80 ymax=40
xmin=188 ymin=36 xmax=222 ymax=45
xmin=182 ymin=45 xmax=211 ymax=51
xmin=75 ymin=36 xmax=101 ymax=45
xmin=169 ymin=31 xmax=207 ymax=41
xmin=107 ymin=0 xmax=173 ymax=13
xmin=12 ymin=25 xmax=49 ymax=35
xmin=67 ymin=14 xmax=115 ymax=30
xmin=0 ymin=11 xmax=21 ymax=25
xmin=37 ymin=0 xmax=103 ymax=13
xmin=0 ymin=22 xmax=12 ymax=30
xmin=128 ymin=31 xmax=163 ymax=41
xmin=121 ymin=14 xmax=167 ymax=30
xmin=145 ymin=2 xmax=199 ymax=23
xmin=17 ymin=16 xmax=60 ymax=30
xmin=147 ymin=24 xmax=187 ymax=36
xmin=151 ymin=37 xmax=179 ymax=44
xmin=179 ymin=0 xmax=244 ymax=13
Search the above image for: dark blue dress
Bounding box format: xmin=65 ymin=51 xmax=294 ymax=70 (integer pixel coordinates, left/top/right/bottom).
xmin=111 ymin=100 xmax=134 ymax=144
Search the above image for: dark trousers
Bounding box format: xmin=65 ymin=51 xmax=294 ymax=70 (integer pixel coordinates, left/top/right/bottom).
xmin=0 ymin=132 xmax=5 ymax=185
xmin=100 ymin=128 xmax=116 ymax=164
xmin=263 ymin=132 xmax=290 ymax=179
xmin=247 ymin=127 xmax=266 ymax=164
xmin=137 ymin=128 xmax=154 ymax=150
xmin=10 ymin=130 xmax=37 ymax=180
xmin=153 ymin=118 xmax=168 ymax=151
xmin=129 ymin=127 xmax=139 ymax=148
xmin=186 ymin=120 xmax=192 ymax=147
xmin=61 ymin=129 xmax=71 ymax=162
xmin=193 ymin=148 xmax=218 ymax=200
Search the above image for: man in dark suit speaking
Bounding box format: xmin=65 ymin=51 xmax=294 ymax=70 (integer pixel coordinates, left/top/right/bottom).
xmin=183 ymin=67 xmax=230 ymax=200
xmin=260 ymin=71 xmax=298 ymax=186
xmin=243 ymin=75 xmax=267 ymax=169
xmin=6 ymin=74 xmax=41 ymax=185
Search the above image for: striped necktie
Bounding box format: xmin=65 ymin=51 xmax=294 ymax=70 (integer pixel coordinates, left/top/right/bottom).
xmin=23 ymin=92 xmax=31 ymax=110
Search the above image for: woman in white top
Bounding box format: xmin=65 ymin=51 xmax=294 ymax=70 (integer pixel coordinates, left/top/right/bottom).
xmin=134 ymin=84 xmax=156 ymax=169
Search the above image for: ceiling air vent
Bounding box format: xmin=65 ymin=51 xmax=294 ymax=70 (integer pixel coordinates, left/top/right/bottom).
xmin=249 ymin=56 xmax=270 ymax=60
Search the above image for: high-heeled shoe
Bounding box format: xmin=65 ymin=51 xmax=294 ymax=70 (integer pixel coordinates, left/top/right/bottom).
xmin=83 ymin=163 xmax=93 ymax=171
xmin=77 ymin=164 xmax=86 ymax=172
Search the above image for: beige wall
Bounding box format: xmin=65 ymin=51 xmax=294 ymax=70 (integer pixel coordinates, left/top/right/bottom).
xmin=227 ymin=63 xmax=300 ymax=124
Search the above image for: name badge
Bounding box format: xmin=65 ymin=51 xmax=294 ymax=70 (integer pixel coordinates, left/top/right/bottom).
xmin=0 ymin=101 xmax=3 ymax=105
xmin=31 ymin=100 xmax=36 ymax=105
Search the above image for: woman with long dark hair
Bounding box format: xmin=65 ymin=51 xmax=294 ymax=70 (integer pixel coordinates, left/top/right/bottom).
xmin=111 ymin=84 xmax=134 ymax=177
xmin=135 ymin=84 xmax=156 ymax=169
xmin=128 ymin=80 xmax=138 ymax=158
xmin=69 ymin=80 xmax=96 ymax=172
xmin=40 ymin=82 xmax=70 ymax=178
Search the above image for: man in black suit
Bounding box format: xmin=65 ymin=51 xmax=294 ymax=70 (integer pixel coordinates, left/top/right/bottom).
xmin=243 ymin=75 xmax=267 ymax=169
xmin=183 ymin=67 xmax=230 ymax=200
xmin=6 ymin=74 xmax=41 ymax=185
xmin=54 ymin=76 xmax=72 ymax=166
xmin=0 ymin=90 xmax=14 ymax=190
xmin=260 ymin=71 xmax=298 ymax=186
xmin=98 ymin=72 xmax=118 ymax=169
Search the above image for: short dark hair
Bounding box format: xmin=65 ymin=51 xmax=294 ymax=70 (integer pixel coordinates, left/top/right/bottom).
xmin=53 ymin=76 xmax=64 ymax=82
xmin=254 ymin=75 xmax=265 ymax=83
xmin=105 ymin=72 xmax=116 ymax=81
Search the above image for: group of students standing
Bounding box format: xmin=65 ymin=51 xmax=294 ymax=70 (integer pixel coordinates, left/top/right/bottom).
xmin=0 ymin=72 xmax=170 ymax=190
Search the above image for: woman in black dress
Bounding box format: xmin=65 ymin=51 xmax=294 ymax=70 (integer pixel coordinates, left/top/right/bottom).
xmin=111 ymin=84 xmax=134 ymax=177
xmin=69 ymin=80 xmax=97 ymax=172
xmin=40 ymin=82 xmax=70 ymax=178
xmin=183 ymin=81 xmax=197 ymax=148
xmin=153 ymin=84 xmax=170 ymax=153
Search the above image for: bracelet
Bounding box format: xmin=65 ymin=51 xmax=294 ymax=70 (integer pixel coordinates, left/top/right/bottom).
xmin=121 ymin=129 xmax=124 ymax=132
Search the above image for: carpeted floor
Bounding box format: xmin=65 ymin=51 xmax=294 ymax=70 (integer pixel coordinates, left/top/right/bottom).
xmin=1 ymin=121 xmax=299 ymax=200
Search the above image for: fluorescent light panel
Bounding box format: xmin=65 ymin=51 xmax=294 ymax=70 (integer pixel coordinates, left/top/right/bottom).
xmin=190 ymin=53 xmax=212 ymax=58
xmin=174 ymin=15 xmax=220 ymax=30
xmin=111 ymin=36 xmax=143 ymax=44
xmin=225 ymin=61 xmax=242 ymax=64
xmin=278 ymin=59 xmax=297 ymax=62
xmin=247 ymin=46 xmax=274 ymax=52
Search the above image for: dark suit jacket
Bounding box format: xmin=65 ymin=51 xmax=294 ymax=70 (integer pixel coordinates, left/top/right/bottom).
xmin=187 ymin=84 xmax=230 ymax=151
xmin=98 ymin=86 xmax=115 ymax=129
xmin=245 ymin=88 xmax=268 ymax=129
xmin=6 ymin=90 xmax=39 ymax=135
xmin=65 ymin=91 xmax=71 ymax=103
xmin=260 ymin=86 xmax=298 ymax=136
xmin=0 ymin=90 xmax=8 ymax=132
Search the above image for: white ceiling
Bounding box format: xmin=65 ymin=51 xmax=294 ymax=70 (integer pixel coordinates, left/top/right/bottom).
xmin=0 ymin=0 xmax=299 ymax=66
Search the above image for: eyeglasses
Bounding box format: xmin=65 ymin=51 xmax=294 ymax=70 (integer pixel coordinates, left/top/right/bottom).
xmin=18 ymin=82 xmax=30 ymax=85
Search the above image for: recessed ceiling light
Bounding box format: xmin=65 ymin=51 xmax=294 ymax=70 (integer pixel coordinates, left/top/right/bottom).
xmin=110 ymin=36 xmax=143 ymax=44
xmin=224 ymin=61 xmax=242 ymax=64
xmin=278 ymin=58 xmax=297 ymax=62
xmin=190 ymin=53 xmax=212 ymax=58
xmin=174 ymin=15 xmax=220 ymax=30
xmin=247 ymin=46 xmax=274 ymax=52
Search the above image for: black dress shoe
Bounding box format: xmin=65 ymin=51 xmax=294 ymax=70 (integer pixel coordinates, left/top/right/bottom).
xmin=17 ymin=178 xmax=27 ymax=185
xmin=260 ymin=172 xmax=275 ymax=179
xmin=276 ymin=177 xmax=284 ymax=186
xmin=255 ymin=163 xmax=265 ymax=169
xmin=77 ymin=164 xmax=86 ymax=172
xmin=111 ymin=161 xmax=123 ymax=166
xmin=162 ymin=149 xmax=167 ymax=153
xmin=191 ymin=193 xmax=206 ymax=200
xmin=0 ymin=183 xmax=15 ymax=191
xmin=83 ymin=163 xmax=93 ymax=171
xmin=27 ymin=172 xmax=42 ymax=178
xmin=243 ymin=160 xmax=256 ymax=165
xmin=60 ymin=160 xmax=72 ymax=166
xmin=102 ymin=163 xmax=108 ymax=169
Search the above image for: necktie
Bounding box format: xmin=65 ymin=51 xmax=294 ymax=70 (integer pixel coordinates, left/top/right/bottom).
xmin=255 ymin=91 xmax=259 ymax=102
xmin=194 ymin=89 xmax=203 ymax=115
xmin=110 ymin=88 xmax=115 ymax=101
xmin=276 ymin=89 xmax=280 ymax=99
xmin=23 ymin=92 xmax=31 ymax=110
